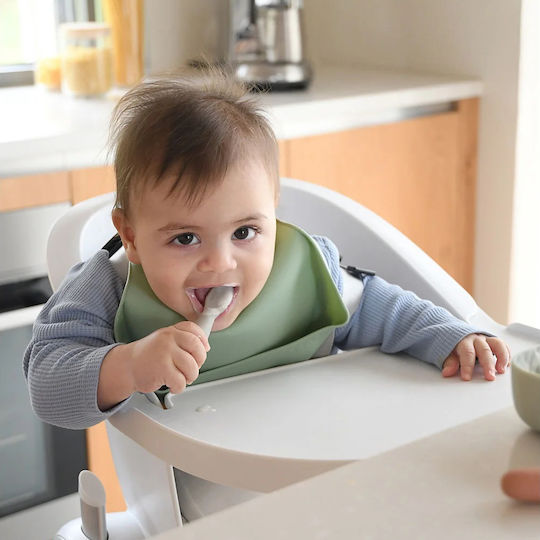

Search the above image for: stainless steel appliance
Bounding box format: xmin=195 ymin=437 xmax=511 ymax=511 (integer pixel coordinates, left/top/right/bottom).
xmin=0 ymin=203 xmax=87 ymax=518
xmin=229 ymin=0 xmax=311 ymax=89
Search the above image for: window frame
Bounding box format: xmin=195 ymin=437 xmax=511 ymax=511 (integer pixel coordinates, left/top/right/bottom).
xmin=0 ymin=0 xmax=97 ymax=87
xmin=0 ymin=65 xmax=34 ymax=87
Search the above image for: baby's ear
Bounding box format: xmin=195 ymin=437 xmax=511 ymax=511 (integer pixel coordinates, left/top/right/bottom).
xmin=111 ymin=208 xmax=141 ymax=264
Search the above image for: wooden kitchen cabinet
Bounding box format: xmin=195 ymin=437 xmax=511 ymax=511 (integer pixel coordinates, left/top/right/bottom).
xmin=282 ymin=98 xmax=478 ymax=293
xmin=71 ymin=165 xmax=116 ymax=204
xmin=0 ymin=171 xmax=71 ymax=212
xmin=0 ymin=166 xmax=116 ymax=210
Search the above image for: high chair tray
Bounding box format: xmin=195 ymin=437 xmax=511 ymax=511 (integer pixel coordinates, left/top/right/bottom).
xmin=109 ymin=323 xmax=538 ymax=492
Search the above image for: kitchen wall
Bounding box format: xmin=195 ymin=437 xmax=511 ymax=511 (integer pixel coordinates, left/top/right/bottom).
xmin=143 ymin=0 xmax=538 ymax=326
xmin=144 ymin=0 xmax=228 ymax=75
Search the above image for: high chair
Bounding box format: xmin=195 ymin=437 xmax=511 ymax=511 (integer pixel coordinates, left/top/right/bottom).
xmin=51 ymin=178 xmax=540 ymax=539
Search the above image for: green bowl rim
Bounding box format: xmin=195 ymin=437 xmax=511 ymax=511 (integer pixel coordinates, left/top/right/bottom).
xmin=512 ymin=358 xmax=540 ymax=379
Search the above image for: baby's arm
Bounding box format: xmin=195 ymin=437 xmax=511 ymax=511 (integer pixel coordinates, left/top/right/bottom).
xmin=334 ymin=275 xmax=481 ymax=364
xmin=23 ymin=251 xmax=126 ymax=428
xmin=335 ymin=275 xmax=511 ymax=378
xmin=313 ymin=235 xmax=510 ymax=377
xmin=24 ymin=251 xmax=210 ymax=427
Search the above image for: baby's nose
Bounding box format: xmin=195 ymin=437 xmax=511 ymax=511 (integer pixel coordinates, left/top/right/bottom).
xmin=197 ymin=245 xmax=237 ymax=274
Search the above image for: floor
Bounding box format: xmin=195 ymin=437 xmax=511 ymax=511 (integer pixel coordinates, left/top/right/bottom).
xmin=0 ymin=493 xmax=80 ymax=540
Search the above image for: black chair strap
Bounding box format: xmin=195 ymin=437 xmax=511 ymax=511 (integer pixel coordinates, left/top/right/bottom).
xmin=102 ymin=234 xmax=123 ymax=258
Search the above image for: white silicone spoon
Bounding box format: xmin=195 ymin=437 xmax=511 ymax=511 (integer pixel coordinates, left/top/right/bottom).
xmin=145 ymin=286 xmax=234 ymax=409
xmin=195 ymin=286 xmax=235 ymax=336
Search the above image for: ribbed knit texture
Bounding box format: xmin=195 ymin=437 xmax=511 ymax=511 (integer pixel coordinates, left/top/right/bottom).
xmin=23 ymin=252 xmax=127 ymax=429
xmin=313 ymin=235 xmax=484 ymax=363
xmin=23 ymin=238 xmax=487 ymax=429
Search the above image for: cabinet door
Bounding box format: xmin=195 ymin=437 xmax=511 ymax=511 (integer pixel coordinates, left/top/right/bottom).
xmin=0 ymin=172 xmax=71 ymax=212
xmin=285 ymin=99 xmax=478 ymax=293
xmin=86 ymin=423 xmax=126 ymax=512
xmin=71 ymin=166 xmax=116 ymax=205
xmin=0 ymin=166 xmax=116 ymax=211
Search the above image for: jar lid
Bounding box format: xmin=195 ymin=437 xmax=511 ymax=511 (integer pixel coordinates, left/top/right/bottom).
xmin=60 ymin=22 xmax=111 ymax=37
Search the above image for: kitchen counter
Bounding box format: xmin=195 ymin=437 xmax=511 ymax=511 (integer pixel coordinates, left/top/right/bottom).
xmin=0 ymin=65 xmax=482 ymax=178
xmin=154 ymin=407 xmax=540 ymax=540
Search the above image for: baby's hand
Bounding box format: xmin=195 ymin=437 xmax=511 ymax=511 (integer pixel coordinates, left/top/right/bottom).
xmin=127 ymin=321 xmax=210 ymax=395
xmin=442 ymin=334 xmax=511 ymax=381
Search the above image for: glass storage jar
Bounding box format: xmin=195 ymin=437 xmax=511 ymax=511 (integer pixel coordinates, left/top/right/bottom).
xmin=60 ymin=22 xmax=113 ymax=97
xmin=35 ymin=56 xmax=62 ymax=91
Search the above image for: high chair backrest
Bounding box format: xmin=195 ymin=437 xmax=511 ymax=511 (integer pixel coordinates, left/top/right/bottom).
xmin=47 ymin=177 xmax=481 ymax=322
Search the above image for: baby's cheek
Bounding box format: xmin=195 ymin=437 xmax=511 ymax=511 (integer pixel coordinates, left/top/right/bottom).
xmin=152 ymin=278 xmax=188 ymax=313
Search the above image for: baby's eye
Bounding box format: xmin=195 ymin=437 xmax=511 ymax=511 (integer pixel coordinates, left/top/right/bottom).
xmin=233 ymin=226 xmax=256 ymax=241
xmin=172 ymin=233 xmax=200 ymax=246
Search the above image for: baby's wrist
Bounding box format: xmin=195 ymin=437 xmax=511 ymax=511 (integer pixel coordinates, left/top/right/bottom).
xmin=111 ymin=343 xmax=138 ymax=393
xmin=98 ymin=343 xmax=137 ymax=410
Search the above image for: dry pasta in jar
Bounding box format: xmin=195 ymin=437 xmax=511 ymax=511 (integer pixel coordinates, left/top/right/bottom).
xmin=60 ymin=22 xmax=113 ymax=97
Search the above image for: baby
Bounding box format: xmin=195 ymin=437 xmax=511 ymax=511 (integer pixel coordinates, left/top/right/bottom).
xmin=24 ymin=70 xmax=510 ymax=429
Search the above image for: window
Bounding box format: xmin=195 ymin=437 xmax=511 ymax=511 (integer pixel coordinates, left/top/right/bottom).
xmin=0 ymin=0 xmax=98 ymax=86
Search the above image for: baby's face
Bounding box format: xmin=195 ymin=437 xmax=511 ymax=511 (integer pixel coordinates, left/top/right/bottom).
xmin=115 ymin=161 xmax=277 ymax=332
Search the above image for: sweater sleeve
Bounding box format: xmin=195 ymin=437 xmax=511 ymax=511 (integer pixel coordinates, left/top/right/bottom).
xmin=23 ymin=250 xmax=129 ymax=429
xmin=312 ymin=235 xmax=491 ymax=369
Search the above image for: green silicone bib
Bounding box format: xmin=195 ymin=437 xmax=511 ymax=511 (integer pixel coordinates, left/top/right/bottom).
xmin=114 ymin=221 xmax=349 ymax=385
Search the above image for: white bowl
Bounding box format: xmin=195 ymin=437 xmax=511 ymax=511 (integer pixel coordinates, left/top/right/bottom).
xmin=512 ymin=346 xmax=540 ymax=431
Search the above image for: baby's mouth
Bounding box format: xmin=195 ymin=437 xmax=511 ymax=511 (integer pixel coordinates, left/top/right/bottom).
xmin=185 ymin=286 xmax=238 ymax=314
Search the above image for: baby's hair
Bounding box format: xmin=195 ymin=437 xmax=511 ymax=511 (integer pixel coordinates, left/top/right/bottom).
xmin=109 ymin=68 xmax=279 ymax=215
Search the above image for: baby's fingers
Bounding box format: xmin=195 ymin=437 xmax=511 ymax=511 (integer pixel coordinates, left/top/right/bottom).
xmin=501 ymin=469 xmax=540 ymax=502
xmin=474 ymin=335 xmax=496 ymax=381
xmin=169 ymin=346 xmax=202 ymax=386
xmin=173 ymin=321 xmax=210 ymax=355
xmin=442 ymin=355 xmax=460 ymax=377
xmin=165 ymin=368 xmax=188 ymax=395
xmin=172 ymin=323 xmax=209 ymax=368
xmin=486 ymin=337 xmax=511 ymax=374
xmin=456 ymin=338 xmax=476 ymax=381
